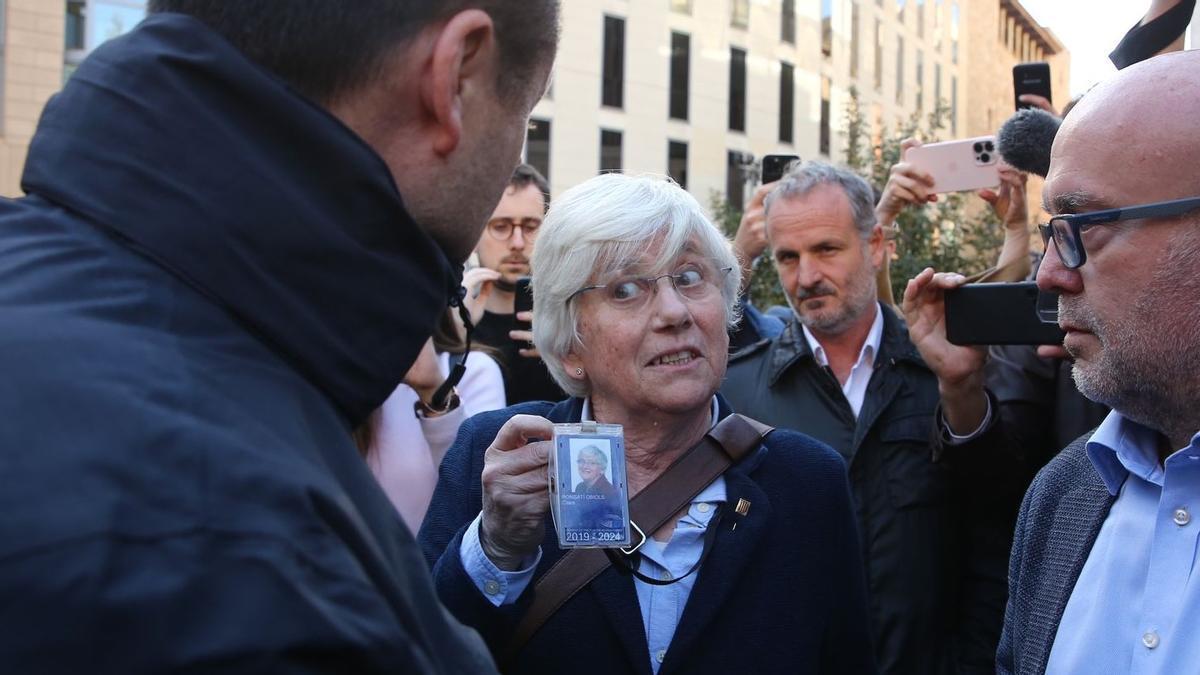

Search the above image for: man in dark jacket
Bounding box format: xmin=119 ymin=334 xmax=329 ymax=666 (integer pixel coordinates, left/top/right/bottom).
xmin=0 ymin=1 xmax=556 ymax=672
xmin=722 ymin=161 xmax=1011 ymax=675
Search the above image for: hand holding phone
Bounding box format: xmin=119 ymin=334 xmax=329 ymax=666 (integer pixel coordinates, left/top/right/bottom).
xmin=1013 ymin=62 xmax=1052 ymax=111
xmin=905 ymin=136 xmax=1000 ymax=194
xmin=761 ymin=154 xmax=800 ymax=184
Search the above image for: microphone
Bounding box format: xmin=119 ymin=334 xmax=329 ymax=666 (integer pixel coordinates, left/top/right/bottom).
xmin=996 ymin=108 xmax=1061 ymax=177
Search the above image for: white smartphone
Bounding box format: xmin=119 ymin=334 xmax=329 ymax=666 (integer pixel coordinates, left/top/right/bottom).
xmin=905 ymin=136 xmax=1001 ymax=194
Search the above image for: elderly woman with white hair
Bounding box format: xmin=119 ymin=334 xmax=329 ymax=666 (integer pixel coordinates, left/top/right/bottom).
xmin=419 ymin=174 xmax=875 ymax=675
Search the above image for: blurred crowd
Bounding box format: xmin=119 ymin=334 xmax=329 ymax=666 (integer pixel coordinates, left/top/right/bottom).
xmin=1 ymin=1 xmax=1197 ymax=675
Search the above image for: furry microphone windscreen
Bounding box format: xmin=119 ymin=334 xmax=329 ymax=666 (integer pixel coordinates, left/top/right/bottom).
xmin=996 ymin=108 xmax=1062 ymax=177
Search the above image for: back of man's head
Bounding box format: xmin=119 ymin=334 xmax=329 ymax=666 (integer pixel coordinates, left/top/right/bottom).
xmin=148 ymin=1 xmax=558 ymax=105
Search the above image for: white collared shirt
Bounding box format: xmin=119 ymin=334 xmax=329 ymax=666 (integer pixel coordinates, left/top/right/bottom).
xmin=800 ymin=304 xmax=884 ymax=418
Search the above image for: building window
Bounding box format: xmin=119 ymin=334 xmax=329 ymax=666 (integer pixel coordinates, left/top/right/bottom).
xmin=600 ymin=129 xmax=623 ymax=173
xmin=935 ymin=61 xmax=942 ymax=107
xmin=951 ymin=2 xmax=959 ymax=64
xmin=850 ymin=2 xmax=860 ymax=78
xmin=897 ymin=0 xmax=906 ymax=20
xmin=668 ymin=140 xmax=689 ymax=189
xmin=525 ymin=118 xmax=551 ymax=182
xmin=779 ymin=61 xmax=795 ymax=143
xmin=915 ymin=50 xmax=924 ymax=111
xmin=732 ymin=0 xmax=750 ymax=28
xmin=821 ymin=0 xmax=833 ymax=57
xmin=726 ymin=150 xmax=747 ymax=208
xmin=917 ymin=0 xmax=925 ymax=38
xmin=729 ymin=47 xmax=747 ymax=132
xmin=669 ymin=32 xmax=690 ymax=121
xmin=874 ymin=19 xmax=883 ymax=91
xmin=820 ymin=77 xmax=832 ymax=156
xmin=935 ymin=0 xmax=943 ymax=50
xmin=895 ymin=37 xmax=905 ymax=105
xmin=951 ymin=75 xmax=958 ymax=135
xmin=670 ymin=0 xmax=692 ymax=13
xmin=66 ymin=1 xmax=87 ymax=50
xmin=602 ymin=16 xmax=625 ymax=108
xmin=782 ymin=0 xmax=796 ymax=44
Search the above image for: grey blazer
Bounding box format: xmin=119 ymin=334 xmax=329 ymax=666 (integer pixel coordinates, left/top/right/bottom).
xmin=997 ymin=433 xmax=1116 ymax=674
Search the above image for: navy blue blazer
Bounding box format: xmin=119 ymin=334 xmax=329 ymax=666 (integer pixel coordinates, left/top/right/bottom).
xmin=419 ymin=397 xmax=878 ymax=675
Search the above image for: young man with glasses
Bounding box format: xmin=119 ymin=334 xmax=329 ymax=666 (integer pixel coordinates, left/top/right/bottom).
xmin=985 ymin=51 xmax=1200 ymax=674
xmin=467 ymin=164 xmax=565 ymax=404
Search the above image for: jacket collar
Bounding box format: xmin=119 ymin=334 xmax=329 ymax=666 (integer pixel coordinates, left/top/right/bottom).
xmin=21 ymin=15 xmax=459 ymax=425
xmin=765 ymin=302 xmax=925 ymax=386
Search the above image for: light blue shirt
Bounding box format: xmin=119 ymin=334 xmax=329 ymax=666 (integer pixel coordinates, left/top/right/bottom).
xmin=1046 ymin=411 xmax=1200 ymax=675
xmin=460 ymin=397 xmax=725 ymax=674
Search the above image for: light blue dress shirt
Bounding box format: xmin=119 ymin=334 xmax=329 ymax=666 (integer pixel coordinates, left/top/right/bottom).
xmin=1046 ymin=411 xmax=1200 ymax=674
xmin=460 ymin=397 xmax=726 ymax=674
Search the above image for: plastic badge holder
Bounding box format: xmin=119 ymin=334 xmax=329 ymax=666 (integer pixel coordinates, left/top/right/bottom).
xmin=548 ymin=422 xmax=631 ymax=549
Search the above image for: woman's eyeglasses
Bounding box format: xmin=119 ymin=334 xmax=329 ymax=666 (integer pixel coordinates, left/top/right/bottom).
xmin=567 ymin=264 xmax=733 ymax=311
xmin=1039 ymin=196 xmax=1200 ymax=269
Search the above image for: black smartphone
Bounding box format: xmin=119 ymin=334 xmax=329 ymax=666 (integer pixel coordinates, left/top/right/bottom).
xmin=513 ymin=276 xmax=534 ymax=336
xmin=1013 ymin=62 xmax=1052 ymax=110
xmin=945 ymin=282 xmax=1064 ymax=346
xmin=761 ymin=154 xmax=800 ymax=184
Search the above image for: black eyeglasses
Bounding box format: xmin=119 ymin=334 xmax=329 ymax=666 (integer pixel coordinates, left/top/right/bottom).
xmin=486 ymin=217 xmax=542 ymax=241
xmin=1038 ymin=195 xmax=1200 ymax=269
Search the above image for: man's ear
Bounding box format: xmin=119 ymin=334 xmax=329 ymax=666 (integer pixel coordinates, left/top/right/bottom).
xmin=419 ymin=10 xmax=497 ymax=157
xmin=868 ymin=224 xmax=885 ymax=269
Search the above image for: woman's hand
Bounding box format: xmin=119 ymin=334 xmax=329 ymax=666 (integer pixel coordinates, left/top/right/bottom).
xmin=479 ymin=414 xmax=555 ymax=570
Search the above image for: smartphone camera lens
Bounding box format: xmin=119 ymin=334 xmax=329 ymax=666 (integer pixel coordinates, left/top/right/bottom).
xmin=984 ymin=141 xmax=995 ymax=152
xmin=980 ymin=152 xmax=991 ymax=163
xmin=973 ymin=142 xmax=983 ymax=153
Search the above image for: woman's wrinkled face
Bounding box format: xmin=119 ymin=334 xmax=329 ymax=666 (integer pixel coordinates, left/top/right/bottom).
xmin=564 ymin=241 xmax=730 ymax=418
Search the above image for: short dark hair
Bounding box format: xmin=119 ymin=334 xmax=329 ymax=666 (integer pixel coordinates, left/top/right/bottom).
xmin=510 ymin=163 xmax=551 ymax=211
xmin=148 ymin=1 xmax=558 ymax=105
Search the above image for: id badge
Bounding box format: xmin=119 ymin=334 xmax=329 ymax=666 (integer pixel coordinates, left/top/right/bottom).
xmin=548 ymin=422 xmax=631 ymax=548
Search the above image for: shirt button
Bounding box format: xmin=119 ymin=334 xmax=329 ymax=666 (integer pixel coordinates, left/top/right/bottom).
xmin=656 ymin=649 xmax=667 ymax=663
xmin=1174 ymin=508 xmax=1191 ymax=526
xmin=1143 ymin=631 xmax=1160 ymax=649
xmin=483 ymin=579 xmax=501 ymax=596
xmin=697 ymin=503 xmax=711 ymax=514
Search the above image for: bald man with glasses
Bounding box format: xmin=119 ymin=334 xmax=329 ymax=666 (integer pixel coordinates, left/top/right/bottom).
xmin=904 ymin=50 xmax=1200 ymax=675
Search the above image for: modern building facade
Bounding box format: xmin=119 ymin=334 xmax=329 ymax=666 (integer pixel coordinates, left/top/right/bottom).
xmin=527 ymin=0 xmax=981 ymax=210
xmin=0 ymin=0 xmax=144 ymax=196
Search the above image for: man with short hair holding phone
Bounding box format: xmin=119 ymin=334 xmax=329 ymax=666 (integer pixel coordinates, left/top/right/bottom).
xmin=463 ymin=164 xmax=565 ymax=404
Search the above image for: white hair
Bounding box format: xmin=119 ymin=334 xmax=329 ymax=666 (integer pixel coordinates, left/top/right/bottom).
xmin=531 ymin=173 xmax=742 ymax=398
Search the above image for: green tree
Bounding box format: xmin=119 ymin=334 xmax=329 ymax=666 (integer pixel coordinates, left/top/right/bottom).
xmin=713 ymin=87 xmax=1003 ymax=310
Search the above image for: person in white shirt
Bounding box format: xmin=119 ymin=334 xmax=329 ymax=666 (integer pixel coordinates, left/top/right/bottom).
xmin=356 ymin=311 xmax=506 ymax=532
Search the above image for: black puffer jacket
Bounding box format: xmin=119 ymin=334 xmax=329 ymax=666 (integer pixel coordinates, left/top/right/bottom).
xmin=722 ymin=304 xmax=1018 ymax=675
xmin=0 ymin=14 xmax=494 ymax=674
